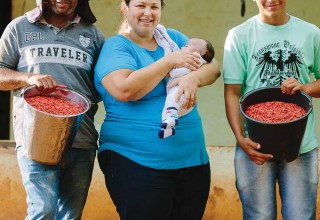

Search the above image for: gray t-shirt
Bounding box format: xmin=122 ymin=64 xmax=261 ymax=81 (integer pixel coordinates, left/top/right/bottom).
xmin=0 ymin=15 xmax=105 ymax=149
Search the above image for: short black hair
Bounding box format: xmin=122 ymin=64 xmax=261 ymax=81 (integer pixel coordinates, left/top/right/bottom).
xmin=202 ymin=40 xmax=215 ymax=63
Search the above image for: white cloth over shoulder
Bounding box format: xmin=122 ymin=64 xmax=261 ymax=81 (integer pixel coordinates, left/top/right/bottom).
xmin=154 ymin=25 xmax=206 ymax=79
xmin=154 ymin=25 xmax=189 ymax=79
xmin=154 ymin=24 xmax=180 ymax=55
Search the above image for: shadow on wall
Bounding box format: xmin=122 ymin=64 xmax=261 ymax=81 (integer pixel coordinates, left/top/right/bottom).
xmin=1 ymin=144 xmax=320 ymax=219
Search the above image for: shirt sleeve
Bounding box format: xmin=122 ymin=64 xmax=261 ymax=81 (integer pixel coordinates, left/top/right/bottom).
xmin=312 ymin=29 xmax=320 ymax=80
xmin=0 ymin=20 xmax=20 ymax=69
xmin=94 ymin=36 xmax=137 ymax=82
xmin=223 ymin=29 xmax=247 ymax=85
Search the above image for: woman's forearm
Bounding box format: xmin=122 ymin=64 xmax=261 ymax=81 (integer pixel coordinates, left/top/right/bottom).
xmin=194 ymin=58 xmax=221 ymax=87
xmin=102 ymin=55 xmax=174 ymax=101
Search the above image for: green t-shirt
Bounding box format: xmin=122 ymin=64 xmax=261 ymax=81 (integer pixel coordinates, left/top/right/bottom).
xmin=223 ymin=15 xmax=320 ymax=153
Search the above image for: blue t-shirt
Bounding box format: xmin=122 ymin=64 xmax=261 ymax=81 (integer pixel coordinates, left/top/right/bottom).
xmin=94 ymin=29 xmax=208 ymax=169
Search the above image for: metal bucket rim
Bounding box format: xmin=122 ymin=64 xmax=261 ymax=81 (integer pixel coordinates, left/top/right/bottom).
xmin=22 ymin=85 xmax=90 ymax=118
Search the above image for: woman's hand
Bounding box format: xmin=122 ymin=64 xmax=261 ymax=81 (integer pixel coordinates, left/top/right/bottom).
xmin=237 ymin=136 xmax=273 ymax=165
xmin=167 ymin=50 xmax=201 ymax=71
xmin=281 ymin=77 xmax=304 ymax=95
xmin=167 ymin=73 xmax=199 ymax=109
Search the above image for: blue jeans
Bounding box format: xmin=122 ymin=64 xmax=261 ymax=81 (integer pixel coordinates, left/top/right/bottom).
xmin=98 ymin=150 xmax=211 ymax=220
xmin=17 ymin=147 xmax=96 ymax=220
xmin=235 ymin=145 xmax=318 ymax=220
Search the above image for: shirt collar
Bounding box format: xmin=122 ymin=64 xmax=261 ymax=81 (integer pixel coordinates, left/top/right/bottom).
xmin=37 ymin=14 xmax=81 ymax=25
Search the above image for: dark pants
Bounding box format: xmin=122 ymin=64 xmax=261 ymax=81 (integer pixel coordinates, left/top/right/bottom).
xmin=98 ymin=150 xmax=211 ymax=220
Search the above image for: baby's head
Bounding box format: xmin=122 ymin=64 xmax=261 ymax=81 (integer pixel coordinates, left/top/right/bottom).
xmin=185 ymin=38 xmax=215 ymax=63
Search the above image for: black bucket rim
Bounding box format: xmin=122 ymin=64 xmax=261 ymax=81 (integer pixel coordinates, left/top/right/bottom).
xmin=240 ymin=86 xmax=313 ymax=125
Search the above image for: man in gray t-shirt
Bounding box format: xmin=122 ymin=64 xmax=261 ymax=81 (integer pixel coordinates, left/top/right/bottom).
xmin=0 ymin=0 xmax=104 ymax=219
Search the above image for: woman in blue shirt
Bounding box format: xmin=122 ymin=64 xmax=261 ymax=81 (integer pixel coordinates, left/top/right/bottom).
xmin=94 ymin=0 xmax=220 ymax=219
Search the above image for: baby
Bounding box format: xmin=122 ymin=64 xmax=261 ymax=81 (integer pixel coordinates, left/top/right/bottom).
xmin=156 ymin=34 xmax=215 ymax=139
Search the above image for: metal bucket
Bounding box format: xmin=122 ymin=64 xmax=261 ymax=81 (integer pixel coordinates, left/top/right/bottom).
xmin=22 ymin=85 xmax=90 ymax=165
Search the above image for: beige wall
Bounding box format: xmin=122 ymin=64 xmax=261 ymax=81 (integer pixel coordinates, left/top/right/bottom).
xmin=11 ymin=0 xmax=320 ymax=147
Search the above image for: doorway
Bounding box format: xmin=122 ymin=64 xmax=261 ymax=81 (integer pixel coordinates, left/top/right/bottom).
xmin=0 ymin=0 xmax=12 ymax=139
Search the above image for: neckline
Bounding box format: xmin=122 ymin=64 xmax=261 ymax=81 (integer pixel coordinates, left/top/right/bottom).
xmin=118 ymin=34 xmax=160 ymax=52
xmin=255 ymin=14 xmax=292 ymax=30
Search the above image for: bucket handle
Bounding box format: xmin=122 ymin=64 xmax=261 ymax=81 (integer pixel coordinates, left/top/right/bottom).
xmin=20 ymin=85 xmax=37 ymax=97
xmin=239 ymin=96 xmax=244 ymax=105
xmin=20 ymin=84 xmax=70 ymax=97
xmin=239 ymin=90 xmax=253 ymax=105
xmin=239 ymin=88 xmax=255 ymax=105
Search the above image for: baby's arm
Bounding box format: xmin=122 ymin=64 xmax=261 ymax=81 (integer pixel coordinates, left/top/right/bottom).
xmin=169 ymin=67 xmax=191 ymax=79
xmin=169 ymin=50 xmax=204 ymax=78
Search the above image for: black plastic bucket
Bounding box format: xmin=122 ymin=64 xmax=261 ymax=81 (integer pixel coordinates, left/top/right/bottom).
xmin=240 ymin=87 xmax=312 ymax=162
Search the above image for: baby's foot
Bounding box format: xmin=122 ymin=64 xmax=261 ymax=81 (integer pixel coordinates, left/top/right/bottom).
xmin=161 ymin=117 xmax=178 ymax=129
xmin=158 ymin=128 xmax=176 ymax=139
